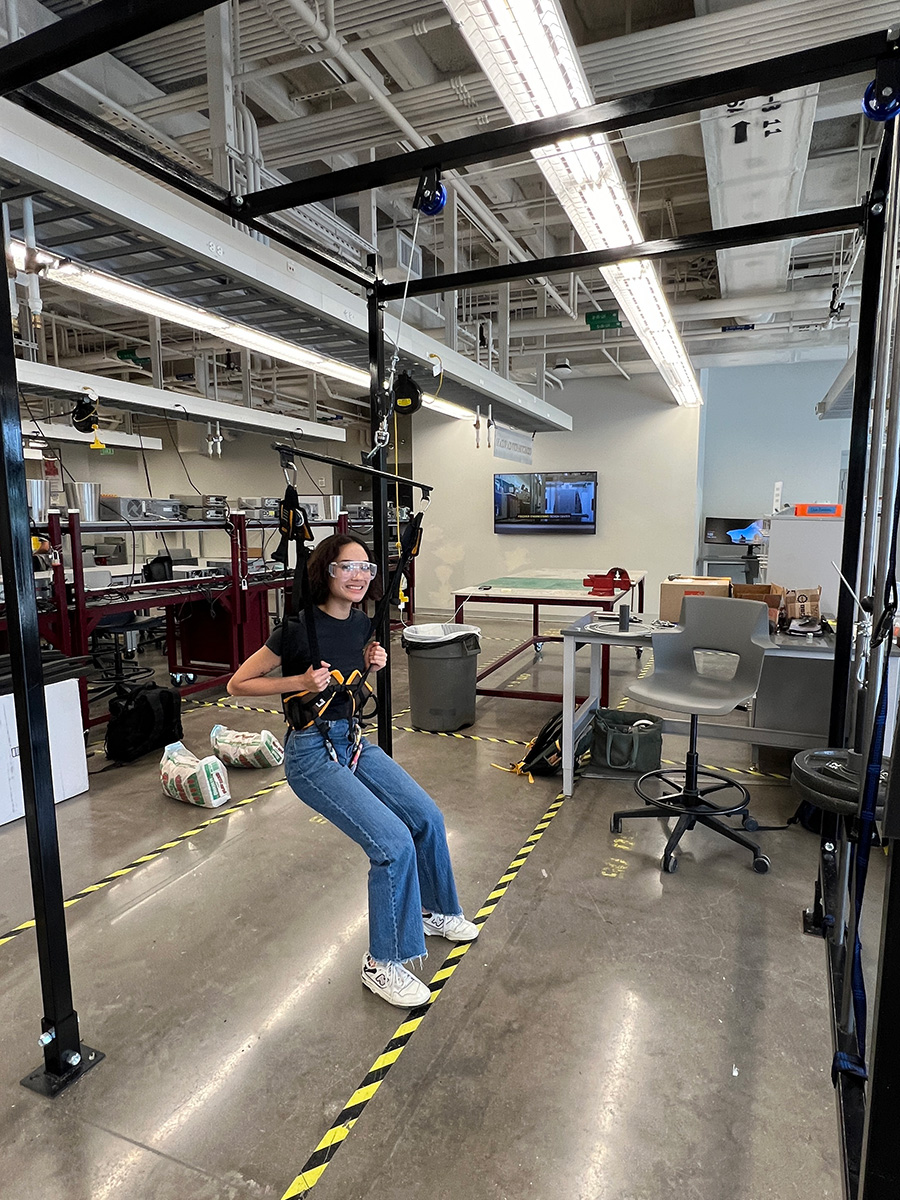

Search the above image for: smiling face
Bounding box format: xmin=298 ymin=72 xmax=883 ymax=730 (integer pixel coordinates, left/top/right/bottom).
xmin=328 ymin=542 xmax=374 ymax=605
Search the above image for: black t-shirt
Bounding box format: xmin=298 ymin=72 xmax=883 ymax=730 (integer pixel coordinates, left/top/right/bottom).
xmin=267 ymin=608 xmax=374 ymax=720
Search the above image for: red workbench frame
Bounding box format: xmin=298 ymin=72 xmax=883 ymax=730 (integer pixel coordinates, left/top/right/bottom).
xmin=2 ymin=510 xmax=350 ymax=728
xmin=454 ymin=574 xmax=645 ymax=706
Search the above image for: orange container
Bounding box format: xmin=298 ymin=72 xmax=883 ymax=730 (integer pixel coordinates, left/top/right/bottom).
xmin=793 ymin=504 xmax=842 ymax=517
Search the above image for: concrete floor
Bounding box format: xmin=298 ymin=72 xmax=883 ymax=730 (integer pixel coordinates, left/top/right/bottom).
xmin=0 ymin=616 xmax=855 ymax=1198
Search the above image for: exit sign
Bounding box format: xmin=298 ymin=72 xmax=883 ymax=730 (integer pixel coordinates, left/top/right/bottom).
xmin=585 ymin=309 xmax=622 ymax=330
xmin=100 ymin=448 xmax=115 ymax=455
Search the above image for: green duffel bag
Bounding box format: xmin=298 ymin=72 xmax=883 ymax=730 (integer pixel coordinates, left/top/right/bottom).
xmin=591 ymin=708 xmax=663 ymax=773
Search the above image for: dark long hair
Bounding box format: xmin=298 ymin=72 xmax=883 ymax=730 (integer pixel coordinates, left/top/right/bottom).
xmin=306 ymin=533 xmax=383 ymax=605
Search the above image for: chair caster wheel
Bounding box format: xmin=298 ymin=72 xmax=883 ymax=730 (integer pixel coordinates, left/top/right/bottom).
xmin=170 ymin=673 xmax=183 ymax=687
xmin=742 ymin=815 xmax=759 ymax=832
xmin=610 ymin=817 xmax=622 ymax=834
xmin=535 ymin=641 xmax=544 ymax=654
xmin=184 ymin=673 xmax=196 ymax=685
xmin=124 ymin=650 xmax=136 ymax=660
xmin=662 ymin=854 xmax=678 ymax=873
xmin=753 ymin=855 xmax=770 ymax=874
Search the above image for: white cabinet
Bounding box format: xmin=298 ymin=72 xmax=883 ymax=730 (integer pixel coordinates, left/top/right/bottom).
xmin=765 ymin=514 xmax=845 ymax=614
xmin=0 ymin=678 xmax=88 ymax=827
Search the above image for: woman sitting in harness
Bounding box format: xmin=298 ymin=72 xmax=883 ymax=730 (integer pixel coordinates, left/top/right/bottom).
xmin=227 ymin=532 xmax=478 ymax=1008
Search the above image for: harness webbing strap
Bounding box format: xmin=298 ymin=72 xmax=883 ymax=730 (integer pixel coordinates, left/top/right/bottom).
xmin=370 ymin=510 xmax=424 ymax=634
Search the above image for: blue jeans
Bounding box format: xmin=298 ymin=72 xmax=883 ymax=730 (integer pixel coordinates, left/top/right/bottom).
xmin=284 ymin=720 xmax=462 ymax=963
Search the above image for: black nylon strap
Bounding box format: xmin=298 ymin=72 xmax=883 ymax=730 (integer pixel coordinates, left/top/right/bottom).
xmin=370 ymin=510 xmax=424 ymax=633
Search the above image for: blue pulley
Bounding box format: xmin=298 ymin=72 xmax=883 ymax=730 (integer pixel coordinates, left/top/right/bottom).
xmin=417 ymin=182 xmax=447 ymax=217
xmin=862 ymin=79 xmax=900 ymax=122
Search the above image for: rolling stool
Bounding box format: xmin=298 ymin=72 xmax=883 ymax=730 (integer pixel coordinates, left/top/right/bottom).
xmin=610 ymin=595 xmax=773 ymax=873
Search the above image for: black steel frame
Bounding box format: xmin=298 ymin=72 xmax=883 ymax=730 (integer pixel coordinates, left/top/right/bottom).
xmin=0 ymin=1 xmax=223 ymax=101
xmin=381 ymin=208 xmax=866 ymax=302
xmin=0 ymin=218 xmax=102 ymax=1095
xmin=366 ymin=259 xmax=393 ymax=752
xmin=0 ymin=10 xmax=898 ymax=1185
xmin=7 ymin=85 xmax=373 ymax=291
xmin=234 ymin=30 xmax=895 ymax=216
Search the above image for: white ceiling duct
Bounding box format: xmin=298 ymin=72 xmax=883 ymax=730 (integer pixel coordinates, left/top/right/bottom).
xmin=816 ymin=353 xmax=857 ymax=419
xmin=16 ymin=361 xmax=346 ymax=442
xmin=700 ymin=85 xmax=820 ymax=302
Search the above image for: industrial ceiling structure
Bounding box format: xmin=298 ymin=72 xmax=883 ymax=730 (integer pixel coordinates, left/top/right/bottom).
xmin=1 ymin=0 xmax=896 ymax=440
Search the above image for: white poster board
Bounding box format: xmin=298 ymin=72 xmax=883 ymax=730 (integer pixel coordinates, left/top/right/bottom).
xmin=0 ymin=678 xmax=88 ymax=827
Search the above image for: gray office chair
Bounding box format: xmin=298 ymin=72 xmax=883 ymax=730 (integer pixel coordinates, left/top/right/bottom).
xmin=610 ymin=595 xmax=773 ymax=874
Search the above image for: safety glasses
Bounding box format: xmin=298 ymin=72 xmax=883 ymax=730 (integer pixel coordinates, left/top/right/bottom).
xmin=329 ymin=560 xmax=378 ymax=578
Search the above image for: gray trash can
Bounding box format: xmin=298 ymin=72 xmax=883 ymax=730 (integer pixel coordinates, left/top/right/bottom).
xmin=401 ymin=623 xmax=481 ymax=732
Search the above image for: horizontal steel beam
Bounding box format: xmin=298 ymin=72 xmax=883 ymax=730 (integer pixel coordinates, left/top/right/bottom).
xmin=271 ymin=443 xmax=432 ymax=498
xmin=0 ymin=0 xmax=223 ymax=97
xmin=8 ymin=86 xmax=373 ymax=291
xmin=235 ymin=30 xmax=895 ymax=216
xmin=380 ymin=207 xmax=867 ymax=301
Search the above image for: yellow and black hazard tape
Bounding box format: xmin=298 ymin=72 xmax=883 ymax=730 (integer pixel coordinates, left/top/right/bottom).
xmin=392 ymin=725 xmax=528 ymax=747
xmin=0 ymin=777 xmax=286 ymax=953
xmin=609 ymin=654 xmax=787 ymax=783
xmin=614 ymin=649 xmax=654 ymax=711
xmin=279 ymin=792 xmax=567 ymax=1199
xmin=186 ymin=698 xmax=526 ymax=747
xmin=187 ymin=697 xmax=283 ymax=717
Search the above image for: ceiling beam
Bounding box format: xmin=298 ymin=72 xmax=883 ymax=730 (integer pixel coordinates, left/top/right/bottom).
xmin=381 ymin=207 xmax=867 ymax=301
xmin=7 ymin=85 xmax=374 ymax=290
xmin=0 ymin=0 xmax=224 ymax=97
xmin=234 ymin=30 xmax=895 ymax=216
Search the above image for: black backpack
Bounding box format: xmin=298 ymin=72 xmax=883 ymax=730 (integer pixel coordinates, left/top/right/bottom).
xmin=105 ymin=682 xmax=183 ymax=763
xmin=507 ymin=709 xmax=593 ymax=779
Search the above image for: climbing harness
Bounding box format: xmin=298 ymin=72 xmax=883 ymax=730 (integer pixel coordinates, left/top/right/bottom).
xmin=278 ymin=488 xmax=427 ymax=772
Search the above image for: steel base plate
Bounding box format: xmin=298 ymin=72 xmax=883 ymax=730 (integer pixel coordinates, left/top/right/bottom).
xmin=20 ymin=1045 xmax=104 ymax=1097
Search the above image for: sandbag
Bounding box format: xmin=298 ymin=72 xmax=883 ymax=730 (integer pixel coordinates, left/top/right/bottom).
xmin=160 ymin=742 xmax=231 ymax=808
xmin=210 ymin=723 xmax=285 ymax=768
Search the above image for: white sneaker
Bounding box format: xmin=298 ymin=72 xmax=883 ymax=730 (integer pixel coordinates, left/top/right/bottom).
xmin=361 ymin=954 xmax=431 ymax=1008
xmin=422 ymin=912 xmax=479 ymax=942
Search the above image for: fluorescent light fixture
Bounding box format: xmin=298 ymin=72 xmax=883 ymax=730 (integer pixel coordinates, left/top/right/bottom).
xmin=9 ymin=240 xmax=472 ymax=420
xmin=10 ymin=238 xmax=369 ymax=384
xmin=445 ymin=0 xmax=702 ymax=407
xmin=421 ymin=394 xmax=472 ymax=419
xmin=21 ymin=419 xmax=164 ymax=451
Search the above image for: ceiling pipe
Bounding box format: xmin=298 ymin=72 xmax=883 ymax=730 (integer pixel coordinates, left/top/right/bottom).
xmin=278 ymin=0 xmax=575 ymax=319
xmin=506 ymin=285 xmax=862 ymax=336
xmin=514 ymin=323 xmax=851 ymax=355
xmin=236 ymin=13 xmax=455 ymax=84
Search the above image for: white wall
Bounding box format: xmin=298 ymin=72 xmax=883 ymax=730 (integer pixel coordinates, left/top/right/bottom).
xmin=413 ymin=375 xmax=702 ymax=619
xmin=700 ymin=361 xmax=849 ymax=518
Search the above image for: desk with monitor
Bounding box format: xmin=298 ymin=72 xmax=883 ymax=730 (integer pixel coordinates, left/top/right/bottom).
xmin=699 ymin=514 xmax=766 ymax=583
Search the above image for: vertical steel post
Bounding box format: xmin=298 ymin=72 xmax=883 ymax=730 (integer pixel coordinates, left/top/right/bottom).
xmin=829 ymin=132 xmax=891 ymax=747
xmin=0 ymin=243 xmax=100 ymax=1095
xmin=367 ymin=254 xmax=392 ymax=754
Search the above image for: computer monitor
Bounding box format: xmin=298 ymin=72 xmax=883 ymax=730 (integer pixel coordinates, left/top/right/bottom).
xmin=703 ymin=516 xmax=766 ymax=547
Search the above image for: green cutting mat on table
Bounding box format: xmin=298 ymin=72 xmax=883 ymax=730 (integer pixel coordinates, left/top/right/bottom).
xmin=482 ymin=576 xmax=593 ymax=590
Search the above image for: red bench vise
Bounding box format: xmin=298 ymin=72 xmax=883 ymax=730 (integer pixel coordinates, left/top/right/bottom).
xmin=583 ymin=568 xmax=631 ymax=596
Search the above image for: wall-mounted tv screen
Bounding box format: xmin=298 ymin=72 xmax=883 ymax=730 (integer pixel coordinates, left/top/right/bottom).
xmin=703 ymin=516 xmax=766 ymax=546
xmin=494 ymin=471 xmax=597 ymax=534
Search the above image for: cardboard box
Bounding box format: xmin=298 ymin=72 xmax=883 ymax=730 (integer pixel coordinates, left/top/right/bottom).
xmin=733 ymin=583 xmax=785 ymax=628
xmin=785 ymin=587 xmax=821 ymax=621
xmin=659 ymin=576 xmax=731 ymax=622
